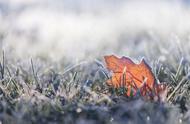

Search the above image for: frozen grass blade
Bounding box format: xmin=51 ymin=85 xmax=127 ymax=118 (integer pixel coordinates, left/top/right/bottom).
xmin=31 ymin=59 xmax=39 ymax=88
xmin=0 ymin=51 xmax=5 ymax=79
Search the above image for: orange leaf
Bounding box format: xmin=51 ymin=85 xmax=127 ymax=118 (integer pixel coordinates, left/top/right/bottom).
xmin=104 ymin=55 xmax=165 ymax=97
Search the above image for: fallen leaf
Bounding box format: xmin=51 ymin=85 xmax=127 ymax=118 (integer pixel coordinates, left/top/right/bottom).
xmin=104 ymin=55 xmax=167 ymax=98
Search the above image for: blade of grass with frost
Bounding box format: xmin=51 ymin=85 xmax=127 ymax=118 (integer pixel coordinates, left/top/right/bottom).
xmin=95 ymin=59 xmax=110 ymax=80
xmin=152 ymin=59 xmax=162 ymax=84
xmin=67 ymin=72 xmax=77 ymax=93
xmin=175 ymin=58 xmax=184 ymax=82
xmin=62 ymin=61 xmax=87 ymax=75
xmin=31 ymin=59 xmax=39 ymax=87
xmin=0 ymin=51 xmax=5 ymax=79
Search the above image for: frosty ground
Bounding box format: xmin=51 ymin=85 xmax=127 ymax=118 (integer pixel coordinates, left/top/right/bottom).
xmin=1 ymin=0 xmax=190 ymax=124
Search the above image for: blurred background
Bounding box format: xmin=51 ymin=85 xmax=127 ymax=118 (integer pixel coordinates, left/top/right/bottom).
xmin=0 ymin=0 xmax=190 ymax=62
